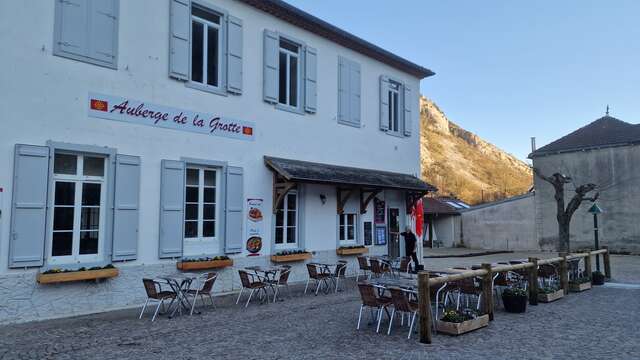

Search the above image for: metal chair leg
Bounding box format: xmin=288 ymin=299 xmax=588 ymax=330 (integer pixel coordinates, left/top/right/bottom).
xmin=387 ymin=309 xmax=396 ymax=335
xmin=273 ymin=286 xmax=279 ymax=303
xmin=357 ymin=305 xmax=365 ymax=329
xmin=304 ymin=279 xmax=311 ymax=294
xmin=236 ymin=288 xmax=244 ymax=304
xmin=190 ymin=290 xmax=200 ymax=316
xmin=139 ymin=299 xmax=149 ymax=319
xmin=245 ymin=289 xmax=255 ymax=308
xmin=408 ymin=312 xmax=417 ymax=339
xmin=376 ymin=307 xmax=384 ymax=333
xmin=152 ymin=299 xmax=163 ymax=322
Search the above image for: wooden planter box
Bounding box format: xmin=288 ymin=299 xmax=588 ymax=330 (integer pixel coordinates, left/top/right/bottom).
xmin=436 ymin=315 xmax=489 ymax=335
xmin=569 ymin=282 xmax=592 ymax=292
xmin=336 ymin=247 xmax=368 ymax=256
xmin=271 ymin=253 xmax=312 ymax=263
xmin=538 ymin=289 xmax=565 ymax=303
xmin=176 ymin=259 xmax=233 ymax=271
xmin=37 ymin=268 xmax=119 ymax=284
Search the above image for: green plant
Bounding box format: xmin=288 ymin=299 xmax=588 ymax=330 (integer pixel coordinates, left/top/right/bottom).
xmin=181 ymin=256 xmax=230 ymax=262
xmin=338 ymin=245 xmax=365 ymax=249
xmin=275 ymin=249 xmax=309 ymax=256
xmin=503 ymin=287 xmax=527 ymax=297
xmin=41 ymin=264 xmax=115 ymax=275
xmin=570 ymin=276 xmax=590 ymax=285
xmin=539 ymin=286 xmax=560 ymax=294
xmin=440 ymin=309 xmax=478 ymax=323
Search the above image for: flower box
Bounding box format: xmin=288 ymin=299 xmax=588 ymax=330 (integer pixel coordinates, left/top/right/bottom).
xmin=436 ymin=314 xmax=489 ymax=335
xmin=270 ymin=252 xmax=312 ymax=263
xmin=36 ymin=268 xmax=119 ymax=284
xmin=176 ymin=259 xmax=233 ymax=271
xmin=336 ymin=247 xmax=368 ymax=256
xmin=569 ymin=282 xmax=592 ymax=292
xmin=538 ymin=289 xmax=565 ymax=303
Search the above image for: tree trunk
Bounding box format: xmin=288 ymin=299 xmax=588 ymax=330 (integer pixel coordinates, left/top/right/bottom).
xmin=558 ymin=218 xmax=570 ymax=253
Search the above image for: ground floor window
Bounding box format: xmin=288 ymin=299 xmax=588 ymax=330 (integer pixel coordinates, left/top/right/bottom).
xmin=50 ymin=152 xmax=106 ymax=264
xmin=183 ymin=166 xmax=220 ymax=256
xmin=275 ymin=191 xmax=297 ymax=248
xmin=339 ymin=213 xmax=357 ymax=244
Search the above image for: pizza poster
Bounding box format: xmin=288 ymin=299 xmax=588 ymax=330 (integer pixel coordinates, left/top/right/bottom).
xmin=245 ymin=198 xmax=264 ymax=256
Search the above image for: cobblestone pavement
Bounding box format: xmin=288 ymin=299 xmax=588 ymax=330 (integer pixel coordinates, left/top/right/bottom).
xmin=1 ymin=254 xmax=639 ymax=360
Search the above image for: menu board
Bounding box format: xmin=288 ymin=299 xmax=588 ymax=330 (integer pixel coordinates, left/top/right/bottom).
xmin=374 ymin=198 xmax=385 ymax=224
xmin=363 ymin=221 xmax=373 ymax=246
xmin=375 ymin=225 xmax=387 ymax=245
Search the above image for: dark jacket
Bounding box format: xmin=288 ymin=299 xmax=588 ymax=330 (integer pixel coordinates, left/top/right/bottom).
xmin=401 ymin=231 xmax=417 ymax=254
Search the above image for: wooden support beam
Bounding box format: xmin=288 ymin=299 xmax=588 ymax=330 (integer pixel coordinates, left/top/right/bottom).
xmin=559 ymin=253 xmax=569 ymax=295
xmin=418 ymin=271 xmax=432 ymax=344
xmin=272 ymin=174 xmax=296 ymax=214
xmin=359 ymin=189 xmax=381 ymax=214
xmin=336 ymin=187 xmax=354 ymax=214
xmin=528 ymin=257 xmax=539 ymax=306
xmin=481 ymin=264 xmax=494 ymax=321
xmin=603 ymin=246 xmax=611 ymax=279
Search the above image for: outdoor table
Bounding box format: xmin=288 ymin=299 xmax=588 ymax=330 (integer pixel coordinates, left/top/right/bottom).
xmin=309 ymin=262 xmax=337 ymax=294
xmin=157 ymin=273 xmax=200 ymax=318
xmin=245 ymin=266 xmax=283 ymax=301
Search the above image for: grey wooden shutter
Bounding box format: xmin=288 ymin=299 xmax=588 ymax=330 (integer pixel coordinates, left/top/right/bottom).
xmin=55 ymin=0 xmax=89 ymax=58
xmin=337 ymin=57 xmax=349 ymax=123
xmin=224 ymin=166 xmax=243 ymax=254
xmin=112 ymin=155 xmax=140 ymax=261
xmin=403 ymin=84 xmax=412 ymax=136
xmin=349 ymin=61 xmax=361 ymax=125
xmin=263 ymin=30 xmax=279 ymax=104
xmin=169 ymin=0 xmax=190 ymax=80
xmin=304 ymin=46 xmax=318 ymax=113
xmin=226 ymin=15 xmax=243 ymax=95
xmin=9 ymin=145 xmax=49 ymax=268
xmin=159 ymin=160 xmax=185 ymax=258
xmin=379 ymin=75 xmax=390 ymax=131
xmin=88 ymin=0 xmax=118 ymax=67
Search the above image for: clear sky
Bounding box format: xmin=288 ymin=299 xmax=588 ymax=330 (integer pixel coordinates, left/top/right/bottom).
xmin=286 ymin=0 xmax=640 ymax=161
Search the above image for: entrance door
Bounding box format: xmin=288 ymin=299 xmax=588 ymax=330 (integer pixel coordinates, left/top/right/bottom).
xmin=388 ymin=208 xmax=400 ymax=258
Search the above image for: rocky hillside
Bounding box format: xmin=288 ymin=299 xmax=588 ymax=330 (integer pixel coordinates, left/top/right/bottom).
xmin=420 ymin=96 xmax=532 ymax=205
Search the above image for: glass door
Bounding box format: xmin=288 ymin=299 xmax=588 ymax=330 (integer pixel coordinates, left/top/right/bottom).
xmin=388 ymin=208 xmax=400 ymax=258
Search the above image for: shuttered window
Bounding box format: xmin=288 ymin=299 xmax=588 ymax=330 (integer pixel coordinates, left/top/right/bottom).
xmin=338 ymin=57 xmax=361 ymax=127
xmin=53 ymin=0 xmax=119 ymax=69
xmin=379 ymin=76 xmax=412 ymax=137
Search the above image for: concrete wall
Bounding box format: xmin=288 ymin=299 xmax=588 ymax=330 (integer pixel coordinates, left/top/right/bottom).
xmin=533 ymin=145 xmax=640 ymax=253
xmin=430 ymin=215 xmax=461 ymax=248
xmin=461 ymin=193 xmax=538 ymax=250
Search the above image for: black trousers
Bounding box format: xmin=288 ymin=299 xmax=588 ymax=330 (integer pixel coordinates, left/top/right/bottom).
xmin=409 ymin=251 xmax=419 ymax=269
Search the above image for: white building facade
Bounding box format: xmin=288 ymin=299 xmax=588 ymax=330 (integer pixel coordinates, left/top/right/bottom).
xmin=0 ymin=0 xmax=434 ymax=323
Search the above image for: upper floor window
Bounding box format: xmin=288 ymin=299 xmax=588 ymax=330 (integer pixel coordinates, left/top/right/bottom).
xmin=387 ymin=81 xmax=401 ymax=133
xmin=278 ymin=38 xmax=301 ymax=108
xmin=53 ymin=0 xmax=119 ymax=69
xmin=379 ymin=76 xmax=412 ymax=137
xmin=190 ymin=4 xmax=222 ymax=88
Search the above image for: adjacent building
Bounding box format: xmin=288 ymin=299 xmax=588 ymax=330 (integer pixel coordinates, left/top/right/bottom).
xmin=0 ymin=0 xmax=434 ymax=323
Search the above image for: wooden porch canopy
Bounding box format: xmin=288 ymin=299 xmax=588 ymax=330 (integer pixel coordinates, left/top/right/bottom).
xmin=264 ymin=156 xmax=437 ymax=214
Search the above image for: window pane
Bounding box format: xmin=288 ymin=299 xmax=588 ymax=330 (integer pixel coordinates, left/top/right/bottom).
xmin=204 ymin=188 xmax=216 ymax=203
xmin=184 ymin=221 xmax=198 ymax=238
xmin=204 ymin=170 xmax=216 ymax=187
xmin=393 ymin=92 xmax=399 ymax=131
xmin=192 ymin=5 xmax=220 ymax=24
xmin=286 ymin=227 xmax=296 ymax=244
xmin=81 ymin=208 xmax=100 ymax=230
xmin=185 ymin=187 xmax=199 ymax=203
xmin=54 ymin=153 xmax=77 ymax=175
xmin=278 ymin=52 xmax=287 ymax=104
xmin=185 ymin=204 xmax=198 ymax=220
xmin=83 ymin=157 xmax=104 ymax=176
xmin=191 ymin=21 xmax=204 ymax=83
xmin=275 ymin=227 xmax=283 ymax=244
xmin=388 ymin=91 xmax=393 ymax=130
xmin=279 ymin=39 xmax=298 ymax=53
xmin=289 ymin=56 xmax=298 ymax=106
xmin=287 ymin=210 xmax=296 ymax=227
xmin=203 ymin=204 xmax=215 ymax=220
xmin=276 ymin=210 xmax=284 ymax=227
xmin=203 ymin=221 xmax=215 ymax=237
xmin=52 ymin=232 xmax=73 ymax=256
xmin=82 ymin=183 xmax=101 ymax=206
xmin=55 ymin=182 xmax=75 ymax=206
xmin=339 ymin=226 xmax=345 ymax=240
xmin=347 ymin=214 xmax=355 ymax=226
xmin=79 ymin=231 xmax=99 ymax=255
xmin=207 ymin=26 xmax=219 ymax=87
xmin=53 ymin=207 xmax=74 ymax=231
xmin=339 ymin=215 xmax=345 ymax=227
xmin=186 ymin=169 xmax=199 ymax=186
xmin=347 ymin=226 xmax=355 ymax=240
xmin=287 ymin=193 xmax=297 ymax=210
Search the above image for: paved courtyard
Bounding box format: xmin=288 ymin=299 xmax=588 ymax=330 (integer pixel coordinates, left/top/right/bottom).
xmin=0 ymin=253 xmax=639 ymax=360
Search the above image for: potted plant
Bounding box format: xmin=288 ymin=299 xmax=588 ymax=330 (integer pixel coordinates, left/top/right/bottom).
xmin=271 ymin=249 xmax=312 ymax=263
xmin=176 ymin=256 xmax=233 ymax=271
xmin=36 ymin=264 xmax=119 ymax=284
xmin=569 ymin=276 xmax=592 ymax=292
xmin=336 ymin=245 xmax=368 ymax=256
xmin=592 ymin=271 xmax=605 ymax=285
xmin=436 ymin=309 xmax=489 ymax=335
xmin=537 ymin=286 xmax=564 ymax=303
xmin=502 ymin=287 xmax=527 ymax=313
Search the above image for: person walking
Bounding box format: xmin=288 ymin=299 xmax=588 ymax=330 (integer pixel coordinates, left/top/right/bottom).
xmin=400 ymin=226 xmax=420 ymax=271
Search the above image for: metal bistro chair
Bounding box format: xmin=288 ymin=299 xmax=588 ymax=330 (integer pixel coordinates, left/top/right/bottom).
xmin=139 ymin=278 xmax=177 ymax=321
xmin=185 ymin=272 xmax=218 ymax=315
xmin=356 ymin=283 xmax=393 ymax=333
xmin=331 ymin=261 xmax=348 ymax=293
xmin=269 ymin=265 xmax=292 ymax=302
xmin=449 ymin=278 xmax=483 ymax=311
xmin=538 ymin=264 xmax=559 ymax=288
xmin=236 ymin=270 xmax=269 ymax=307
xmin=395 ymin=257 xmax=411 ymax=275
xmin=304 ymin=263 xmax=332 ymax=295
xmin=387 ymin=287 xmax=420 ymax=339
xmin=356 ymin=256 xmax=371 ymax=281
xmin=369 ymin=259 xmax=390 ymax=279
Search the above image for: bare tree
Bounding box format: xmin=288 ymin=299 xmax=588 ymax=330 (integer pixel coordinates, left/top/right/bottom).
xmin=534 ymin=169 xmax=599 ymax=253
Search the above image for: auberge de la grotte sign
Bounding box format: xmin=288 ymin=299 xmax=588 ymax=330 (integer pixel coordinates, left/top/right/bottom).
xmin=88 ymin=92 xmax=255 ymax=141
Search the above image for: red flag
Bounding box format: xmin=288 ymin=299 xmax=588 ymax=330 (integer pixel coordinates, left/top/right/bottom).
xmin=415 ymin=198 xmax=424 ymax=237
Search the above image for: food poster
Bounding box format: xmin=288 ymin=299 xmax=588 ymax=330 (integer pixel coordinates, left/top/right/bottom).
xmin=245 ymin=198 xmax=264 ymax=256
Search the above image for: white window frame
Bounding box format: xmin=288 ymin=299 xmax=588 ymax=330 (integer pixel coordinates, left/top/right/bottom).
xmin=388 ymin=80 xmax=402 ymax=134
xmin=183 ymin=166 xmax=221 ymax=256
xmin=48 ymin=153 xmax=107 ymax=265
xmin=274 ymin=191 xmax=298 ymax=249
xmin=189 ymin=4 xmax=223 ymax=91
xmin=278 ymin=38 xmax=302 ymax=110
xmin=339 ymin=213 xmax=358 ymax=245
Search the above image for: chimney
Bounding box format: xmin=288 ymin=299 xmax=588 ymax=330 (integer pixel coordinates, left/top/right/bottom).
xmin=531 ymin=137 xmax=537 ymax=153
